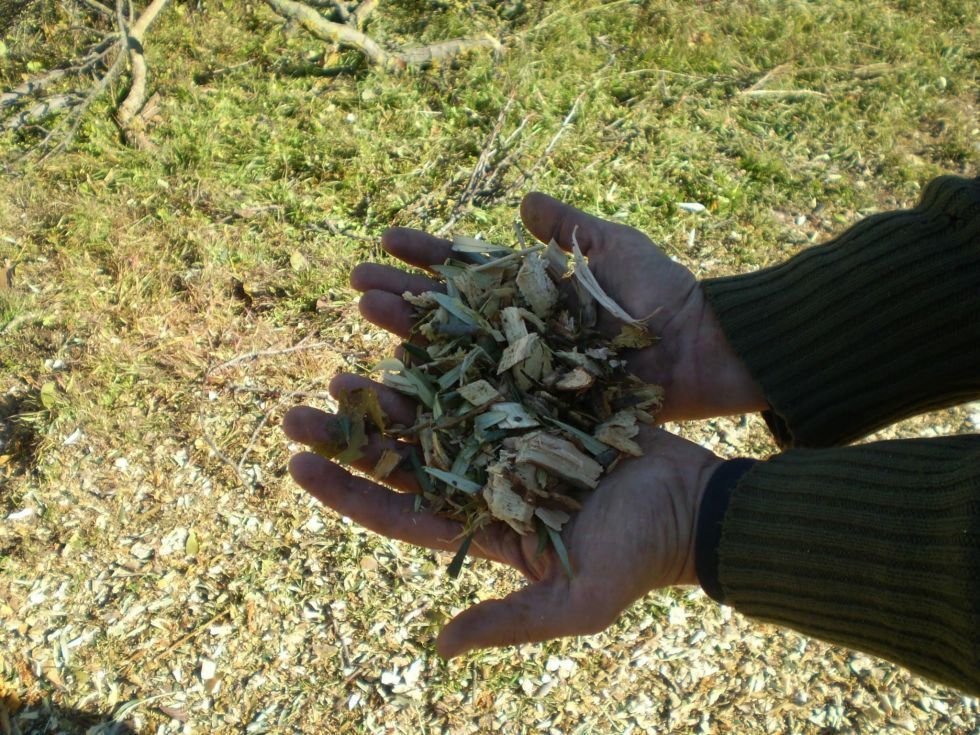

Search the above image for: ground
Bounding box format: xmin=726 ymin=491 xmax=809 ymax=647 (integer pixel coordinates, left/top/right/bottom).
xmin=0 ymin=0 xmax=978 ymax=733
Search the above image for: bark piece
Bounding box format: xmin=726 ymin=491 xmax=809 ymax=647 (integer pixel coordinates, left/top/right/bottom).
xmin=517 ymin=252 xmax=559 ymax=318
xmin=516 ymin=432 xmax=602 ymax=490
xmin=483 ymin=466 xmax=534 ymax=534
xmin=458 ymin=379 xmax=500 ymax=406
xmin=595 ymin=411 xmax=642 ymax=457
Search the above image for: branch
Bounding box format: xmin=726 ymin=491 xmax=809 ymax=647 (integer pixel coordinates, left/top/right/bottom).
xmin=351 ymin=0 xmax=378 ymax=27
xmin=265 ymin=0 xmax=389 ymax=66
xmin=0 ymin=35 xmax=116 ymax=110
xmin=116 ymin=0 xmax=171 ymax=148
xmin=264 ymin=0 xmax=500 ymax=70
xmin=3 ymin=94 xmax=82 ymax=131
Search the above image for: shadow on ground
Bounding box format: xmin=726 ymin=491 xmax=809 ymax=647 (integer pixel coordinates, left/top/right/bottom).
xmin=1 ymin=701 xmax=139 ymax=735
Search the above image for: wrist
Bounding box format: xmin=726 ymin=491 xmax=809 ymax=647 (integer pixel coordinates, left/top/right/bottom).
xmin=676 ymin=453 xmax=725 ymax=587
xmin=692 ymin=457 xmax=758 ymax=601
xmin=689 ymin=285 xmax=767 ymax=417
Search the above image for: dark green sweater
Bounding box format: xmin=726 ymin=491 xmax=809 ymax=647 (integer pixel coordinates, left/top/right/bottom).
xmin=699 ymin=175 xmax=980 ymax=694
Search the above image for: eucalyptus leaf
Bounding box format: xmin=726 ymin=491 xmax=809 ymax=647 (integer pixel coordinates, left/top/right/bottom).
xmin=447 ymin=533 xmax=473 ymax=578
xmin=547 ymin=526 xmax=573 ymax=578
xmin=423 ymin=467 xmax=482 ymax=494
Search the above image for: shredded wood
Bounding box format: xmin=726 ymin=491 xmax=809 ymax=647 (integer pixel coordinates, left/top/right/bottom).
xmin=320 ymin=234 xmax=663 ymax=574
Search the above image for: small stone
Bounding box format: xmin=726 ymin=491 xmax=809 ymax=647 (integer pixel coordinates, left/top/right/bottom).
xmin=130 ymin=542 xmax=153 ymax=560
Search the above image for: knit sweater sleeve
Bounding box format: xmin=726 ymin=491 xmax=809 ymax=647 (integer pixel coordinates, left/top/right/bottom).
xmin=700 ymin=175 xmax=980 ymax=448
xmin=713 ymin=436 xmax=980 ymax=694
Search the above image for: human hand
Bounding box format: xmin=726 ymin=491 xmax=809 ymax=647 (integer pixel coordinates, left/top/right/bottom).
xmin=350 ymin=192 xmax=766 ymax=422
xmin=284 ymin=398 xmax=722 ymax=658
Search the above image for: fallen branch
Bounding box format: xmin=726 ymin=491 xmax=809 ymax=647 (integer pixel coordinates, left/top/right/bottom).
xmin=738 ymin=88 xmax=828 ymax=99
xmin=115 ymin=0 xmax=170 ymax=148
xmin=264 ymin=0 xmax=500 ymax=71
xmin=3 ymin=94 xmax=82 ymax=131
xmin=351 ymin=0 xmax=377 ymax=28
xmin=0 ymin=34 xmax=117 ymax=110
xmin=7 ymin=0 xmax=171 ymax=160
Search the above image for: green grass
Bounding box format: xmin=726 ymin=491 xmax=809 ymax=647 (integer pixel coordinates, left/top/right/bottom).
xmin=0 ymin=0 xmax=977 ymax=732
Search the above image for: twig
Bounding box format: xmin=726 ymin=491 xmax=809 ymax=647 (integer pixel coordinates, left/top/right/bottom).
xmin=0 ymin=36 xmax=116 ymax=111
xmin=437 ymin=94 xmax=515 ymax=236
xmin=737 ymin=88 xmax=828 ymax=99
xmin=238 ymin=398 xmax=285 ymax=473
xmin=471 ymin=243 xmax=543 ymax=272
xmin=33 ymin=42 xmax=127 ymax=161
xmin=226 ymin=384 xmax=336 ymax=402
xmin=507 ymin=90 xmax=585 ymax=194
xmin=124 ymin=608 xmax=231 ymax=670
xmin=388 ymin=397 xmax=500 ymax=437
xmin=198 ymin=402 xmax=253 ymax=489
xmin=3 ymin=94 xmax=82 ymax=131
xmin=744 ymin=62 xmax=790 ymax=93
xmin=206 ymin=340 xmax=332 ymax=376
xmin=76 ymin=0 xmax=115 ymax=17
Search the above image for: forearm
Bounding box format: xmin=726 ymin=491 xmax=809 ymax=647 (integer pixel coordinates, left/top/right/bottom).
xmin=696 ymin=436 xmax=980 ymax=694
xmin=700 ymin=175 xmax=980 ymax=447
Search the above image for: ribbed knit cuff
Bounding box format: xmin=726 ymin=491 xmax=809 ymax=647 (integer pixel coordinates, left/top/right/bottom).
xmin=702 ymin=175 xmax=980 ymax=448
xmin=718 ymin=436 xmax=980 ymax=694
xmin=695 ymin=458 xmax=757 ymax=604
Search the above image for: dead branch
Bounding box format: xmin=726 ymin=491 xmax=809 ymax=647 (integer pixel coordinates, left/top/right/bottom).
xmin=115 ymin=0 xmax=170 ymax=149
xmin=0 ymin=34 xmax=117 ymax=110
xmin=76 ymin=0 xmax=114 ymax=18
xmin=3 ymin=94 xmax=81 ymax=131
xmin=351 ymin=0 xmax=377 ymax=28
xmin=264 ymin=0 xmax=500 ymax=71
xmin=506 ymin=90 xmax=585 ymax=195
xmin=438 ymin=93 xmax=515 ymax=236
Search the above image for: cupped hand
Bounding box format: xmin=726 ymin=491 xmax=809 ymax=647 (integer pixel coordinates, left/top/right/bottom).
xmin=283 ymin=393 xmax=722 ymax=658
xmin=351 ymin=192 xmax=765 ymax=422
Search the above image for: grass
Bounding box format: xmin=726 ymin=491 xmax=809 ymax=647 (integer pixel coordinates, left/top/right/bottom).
xmin=0 ymin=0 xmax=977 ymax=732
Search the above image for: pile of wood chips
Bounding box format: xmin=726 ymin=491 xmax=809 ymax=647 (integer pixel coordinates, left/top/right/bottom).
xmin=326 ymin=232 xmax=663 ymax=575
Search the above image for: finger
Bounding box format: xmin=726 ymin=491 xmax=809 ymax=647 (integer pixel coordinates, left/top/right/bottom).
xmin=289 ymin=452 xmax=466 ymax=552
xmin=382 ymin=227 xmax=454 ymax=271
xmin=358 ymin=290 xmax=416 ymax=339
xmin=351 ymin=263 xmax=442 ymax=296
xmin=436 ymin=581 xmax=589 ymax=659
xmin=328 ymin=374 xmax=418 ymax=426
xmin=520 ymin=192 xmax=611 ymax=256
xmin=282 ymin=407 xmax=421 ymax=492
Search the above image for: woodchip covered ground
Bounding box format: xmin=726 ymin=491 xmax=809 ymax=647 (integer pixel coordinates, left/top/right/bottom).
xmin=1 ymin=1 xmax=978 ymax=733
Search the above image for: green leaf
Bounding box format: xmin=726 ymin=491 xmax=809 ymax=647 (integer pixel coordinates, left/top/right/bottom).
xmin=540 ymin=416 xmax=611 ymax=456
xmin=409 ymin=448 xmax=434 ymax=495
xmin=423 ymin=467 xmax=482 ymax=494
xmin=39 ymin=382 xmax=57 ymax=410
xmin=534 ymin=523 xmax=549 ymax=558
xmin=185 ymin=530 xmax=200 ymax=556
xmin=546 ymin=526 xmax=573 ymax=578
xmin=451 ymin=235 xmax=512 ymax=255
xmin=447 ymin=533 xmax=473 ymax=578
xmin=400 ymin=342 xmax=431 ymax=365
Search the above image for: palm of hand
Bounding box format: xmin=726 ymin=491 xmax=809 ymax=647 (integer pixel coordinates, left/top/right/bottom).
xmin=449 ymin=428 xmax=717 ymax=658
xmin=519 ymin=195 xmax=762 ymax=421
xmin=282 ymin=191 xmax=751 ymax=658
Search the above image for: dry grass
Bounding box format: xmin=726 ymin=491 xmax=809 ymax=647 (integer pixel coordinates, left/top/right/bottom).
xmin=1 ymin=0 xmax=978 ymax=732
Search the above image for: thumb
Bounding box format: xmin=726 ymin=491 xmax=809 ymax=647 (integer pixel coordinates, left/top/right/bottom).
xmin=520 ymin=192 xmax=609 ymax=256
xmin=436 ymin=580 xmax=587 ymax=659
